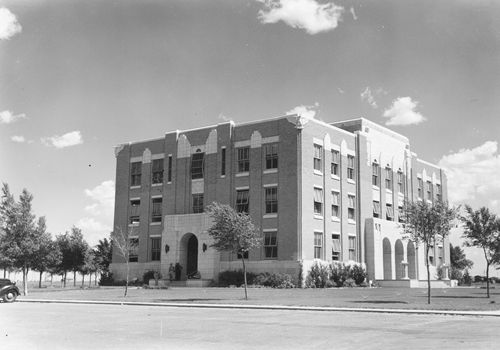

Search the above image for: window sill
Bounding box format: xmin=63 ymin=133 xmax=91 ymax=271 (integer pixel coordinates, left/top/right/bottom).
xmin=263 ymin=168 xmax=278 ymax=174
xmin=331 ymin=217 xmax=340 ymax=222
xmin=150 ymin=222 xmax=162 ymax=226
xmin=128 ymin=223 xmax=140 ymax=227
xmin=192 ymin=178 xmax=204 ymax=182
xmin=152 ymin=183 xmax=163 ymax=187
xmin=220 ymin=175 xmax=226 ymax=178
xmin=263 ymin=213 xmax=278 ymax=219
xmin=314 ymin=215 xmax=324 ymax=220
xmin=331 ymin=175 xmax=340 ymax=180
xmin=167 ymin=181 xmax=172 ymax=185
xmin=347 ymin=179 xmax=356 ymax=184
xmin=348 ymin=220 xmax=356 ymax=225
xmin=236 ymin=172 xmax=249 ymax=177
xmin=130 ymin=186 xmax=141 ymax=190
xmin=386 ymin=189 xmax=393 ymax=194
xmin=313 ymin=170 xmax=323 ymax=176
xmin=263 ymin=257 xmax=278 ymax=260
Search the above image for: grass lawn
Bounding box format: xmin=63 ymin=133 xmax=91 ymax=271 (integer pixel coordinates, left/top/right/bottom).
xmin=21 ymin=285 xmax=500 ymax=311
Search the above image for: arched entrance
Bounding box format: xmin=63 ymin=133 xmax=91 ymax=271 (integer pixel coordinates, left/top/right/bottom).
xmin=395 ymin=240 xmax=404 ymax=280
xmin=407 ymin=241 xmax=416 ymax=279
xmin=179 ymin=233 xmax=198 ymax=280
xmin=383 ymin=238 xmax=392 ymax=280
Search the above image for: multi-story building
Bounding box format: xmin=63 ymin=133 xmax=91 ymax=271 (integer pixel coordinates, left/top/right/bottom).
xmin=110 ymin=115 xmax=451 ymax=286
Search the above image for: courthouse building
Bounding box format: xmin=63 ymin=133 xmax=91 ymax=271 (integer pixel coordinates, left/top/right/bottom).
xmin=110 ymin=114 xmax=451 ymax=286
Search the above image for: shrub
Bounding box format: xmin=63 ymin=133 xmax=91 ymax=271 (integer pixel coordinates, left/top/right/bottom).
xmin=297 ymin=261 xmax=303 ymax=288
xmin=305 ymin=261 xmax=330 ymax=288
xmin=330 ymin=261 xmax=367 ymax=287
xmin=348 ymin=263 xmax=367 ymax=285
xmin=99 ymin=272 xmax=114 ymax=286
xmin=217 ymin=270 xmax=257 ymax=287
xmin=142 ymin=270 xmax=161 ymax=285
xmin=330 ymin=262 xmax=347 ymax=286
xmin=343 ymin=278 xmax=356 ymax=288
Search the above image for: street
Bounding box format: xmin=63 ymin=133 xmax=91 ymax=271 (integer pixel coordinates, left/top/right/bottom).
xmin=1 ymin=302 xmax=498 ymax=349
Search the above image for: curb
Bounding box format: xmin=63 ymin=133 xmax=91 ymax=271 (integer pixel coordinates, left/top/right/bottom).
xmin=17 ymin=298 xmax=500 ymax=317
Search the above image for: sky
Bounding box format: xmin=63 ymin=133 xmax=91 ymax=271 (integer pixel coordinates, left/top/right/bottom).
xmin=1 ymin=0 xmax=499 ymax=276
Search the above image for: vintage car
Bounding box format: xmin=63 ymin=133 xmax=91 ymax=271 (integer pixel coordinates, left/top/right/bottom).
xmin=0 ymin=278 xmax=20 ymax=303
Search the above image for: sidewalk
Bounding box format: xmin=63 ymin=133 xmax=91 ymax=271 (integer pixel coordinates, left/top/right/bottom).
xmin=18 ymin=298 xmax=500 ymax=317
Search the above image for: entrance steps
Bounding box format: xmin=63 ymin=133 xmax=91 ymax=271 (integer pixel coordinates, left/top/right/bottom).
xmin=152 ymin=279 xmax=212 ymax=288
xmin=376 ymin=279 xmax=455 ymax=288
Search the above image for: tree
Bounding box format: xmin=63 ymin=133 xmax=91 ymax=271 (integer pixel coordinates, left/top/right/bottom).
xmin=449 ymin=243 xmax=473 ymax=283
xmin=110 ymin=227 xmax=138 ymax=297
xmin=401 ymin=200 xmax=457 ymax=304
xmin=56 ymin=233 xmax=72 ymax=287
xmin=206 ymin=202 xmax=262 ymax=300
xmin=460 ymin=205 xmax=500 ymax=298
xmin=68 ymin=226 xmax=89 ymax=287
xmin=31 ymin=217 xmax=62 ymax=288
xmin=94 ymin=237 xmax=113 ymax=284
xmin=0 ymin=184 xmax=43 ymax=296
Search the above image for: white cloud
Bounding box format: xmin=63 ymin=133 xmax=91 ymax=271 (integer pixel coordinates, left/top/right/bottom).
xmin=438 ymin=141 xmax=500 ymax=214
xmin=382 ymin=97 xmax=426 ymax=126
xmin=218 ymin=113 xmax=232 ymax=122
xmin=361 ymin=87 xmax=377 ymax=109
xmin=76 ymin=217 xmax=112 ymax=245
xmin=0 ymin=7 xmax=22 ymax=40
xmin=350 ymin=7 xmax=358 ymax=20
xmin=84 ymin=180 xmax=115 ymax=216
xmin=41 ymin=130 xmax=83 ymax=148
xmin=0 ymin=110 xmax=26 ymax=124
xmin=257 ymin=0 xmax=344 ymax=35
xmin=11 ymin=135 xmax=25 ymax=143
xmin=286 ymin=102 xmax=319 ymax=119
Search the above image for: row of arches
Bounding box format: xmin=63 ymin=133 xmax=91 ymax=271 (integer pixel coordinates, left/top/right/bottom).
xmin=382 ymin=238 xmax=416 ymax=280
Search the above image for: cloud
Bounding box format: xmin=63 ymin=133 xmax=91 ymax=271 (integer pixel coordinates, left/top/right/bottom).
xmin=0 ymin=110 xmax=26 ymax=124
xmin=382 ymin=97 xmax=426 ymax=126
xmin=438 ymin=141 xmax=500 ymax=213
xmin=78 ymin=180 xmax=115 ymax=245
xmin=257 ymin=0 xmax=344 ymax=35
xmin=0 ymin=7 xmax=22 ymax=40
xmin=361 ymin=87 xmax=377 ymax=109
xmin=286 ymin=102 xmax=319 ymax=119
xmin=350 ymin=7 xmax=358 ymax=20
xmin=218 ymin=113 xmax=232 ymax=122
xmin=11 ymin=135 xmax=25 ymax=143
xmin=41 ymin=130 xmax=83 ymax=148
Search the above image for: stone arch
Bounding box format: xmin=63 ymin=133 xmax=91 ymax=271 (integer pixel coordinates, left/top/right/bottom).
xmin=205 ymin=129 xmax=218 ymax=154
xmin=407 ymin=241 xmax=417 ymax=279
xmin=179 ymin=233 xmax=199 ymax=280
xmin=395 ymin=239 xmax=404 ymax=280
xmin=383 ymin=237 xmax=392 ymax=280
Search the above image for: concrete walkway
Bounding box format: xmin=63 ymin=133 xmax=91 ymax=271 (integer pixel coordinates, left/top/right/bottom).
xmin=18 ymin=298 xmax=500 ymax=317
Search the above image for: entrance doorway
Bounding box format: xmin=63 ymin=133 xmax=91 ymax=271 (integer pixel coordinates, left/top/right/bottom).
xmin=187 ymin=235 xmax=198 ymax=276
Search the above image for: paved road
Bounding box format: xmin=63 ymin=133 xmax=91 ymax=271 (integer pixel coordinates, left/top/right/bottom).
xmin=1 ymin=303 xmax=498 ymax=349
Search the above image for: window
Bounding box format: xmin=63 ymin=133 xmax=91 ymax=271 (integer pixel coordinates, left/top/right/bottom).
xmin=221 ymin=147 xmax=226 ymax=176
xmin=313 ymin=144 xmax=322 ymax=171
xmin=397 ymin=170 xmax=404 ymax=193
xmin=348 ymin=195 xmax=356 ymax=221
xmin=264 ymin=231 xmax=278 ymax=259
xmin=191 ymin=152 xmax=205 ymax=179
xmin=265 ymin=144 xmax=278 ymax=169
xmin=151 ymin=237 xmax=161 ymax=261
xmin=347 ymin=155 xmax=355 ymax=180
xmin=373 ymin=201 xmax=381 ymax=218
xmin=192 ymin=194 xmax=204 ymax=213
xmin=151 ymin=198 xmax=162 ymax=222
xmin=348 ymin=236 xmax=356 ymax=261
xmin=265 ymin=187 xmax=278 ymax=214
xmin=331 ymin=191 xmax=340 ymax=218
xmin=314 ymin=232 xmax=323 ymax=259
xmin=386 ymin=204 xmax=394 ymax=221
xmin=331 ymin=150 xmax=340 ymax=176
xmin=436 ymin=184 xmax=442 ymax=201
xmin=129 ymin=238 xmax=139 ymax=262
xmin=428 ymin=244 xmax=434 ymax=265
xmin=332 ymin=234 xmax=341 ymax=261
xmin=131 ymin=162 xmax=142 ymax=186
xmin=237 ymin=250 xmax=248 ymax=259
xmin=152 ymin=159 xmax=164 ymax=184
xmin=129 ymin=216 xmax=140 ymax=225
xmin=167 ymin=155 xmax=172 ymax=182
xmin=417 ymin=178 xmax=423 ymax=198
xmin=236 ymin=190 xmax=249 ymax=213
xmin=237 ymin=147 xmax=250 ymax=172
xmin=130 ymin=199 xmax=140 ymax=207
xmin=398 ymin=205 xmax=404 ymax=223
xmin=372 ymin=162 xmax=380 ymax=186
xmin=438 ymin=246 xmax=443 ymax=265
xmin=314 ymin=187 xmax=323 ymax=215
xmin=385 ymin=167 xmax=392 ymax=189
xmin=426 ymin=181 xmax=432 ymax=200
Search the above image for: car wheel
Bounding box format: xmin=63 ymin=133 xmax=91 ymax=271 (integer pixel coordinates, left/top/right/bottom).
xmin=3 ymin=291 xmax=18 ymax=303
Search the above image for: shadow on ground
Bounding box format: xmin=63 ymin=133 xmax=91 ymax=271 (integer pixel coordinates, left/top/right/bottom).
xmin=351 ymin=300 xmax=408 ymax=304
xmin=154 ymin=298 xmax=224 ymax=302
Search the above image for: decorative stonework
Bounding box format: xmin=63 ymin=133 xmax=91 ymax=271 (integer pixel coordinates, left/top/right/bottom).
xmin=286 ymin=115 xmax=310 ymax=129
xmin=177 ymin=134 xmax=191 ymax=158
xmin=205 ymin=129 xmax=218 ymax=154
xmin=250 ymin=131 xmax=262 ymax=148
xmin=114 ymin=144 xmax=125 ymax=157
xmin=143 ymin=148 xmax=152 ymax=164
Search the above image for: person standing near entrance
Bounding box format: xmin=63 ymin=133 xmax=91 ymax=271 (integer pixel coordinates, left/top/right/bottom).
xmin=168 ymin=263 xmax=175 ymax=282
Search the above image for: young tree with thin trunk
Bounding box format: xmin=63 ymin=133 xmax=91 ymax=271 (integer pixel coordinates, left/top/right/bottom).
xmin=401 ymin=200 xmax=457 ymax=304
xmin=68 ymin=227 xmax=88 ymax=287
xmin=111 ymin=227 xmax=138 ymax=297
xmin=461 ymin=205 xmax=500 ymax=298
xmin=31 ymin=217 xmax=62 ymax=288
xmin=56 ymin=233 xmax=72 ymax=287
xmin=94 ymin=237 xmax=113 ymax=284
xmin=207 ymin=202 xmax=262 ymax=300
